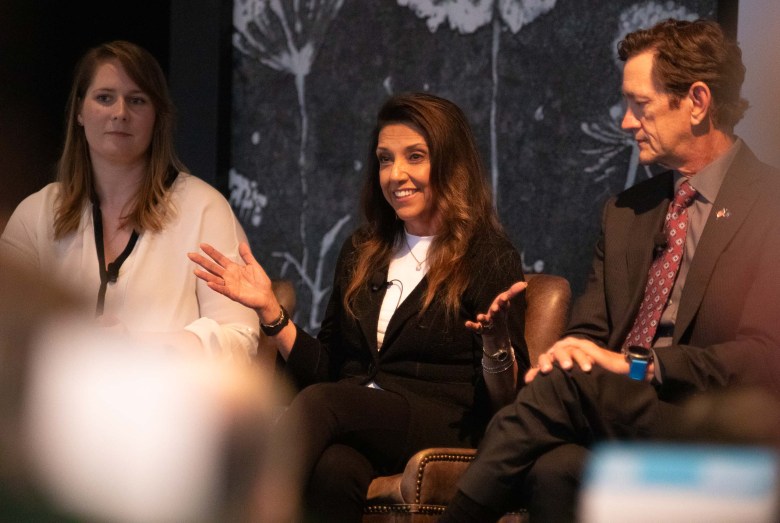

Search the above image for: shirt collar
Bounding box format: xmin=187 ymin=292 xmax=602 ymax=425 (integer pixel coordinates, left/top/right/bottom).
xmin=674 ymin=138 xmax=742 ymax=203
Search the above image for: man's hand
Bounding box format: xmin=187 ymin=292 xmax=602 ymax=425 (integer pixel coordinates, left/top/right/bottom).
xmin=524 ymin=336 xmax=634 ymax=383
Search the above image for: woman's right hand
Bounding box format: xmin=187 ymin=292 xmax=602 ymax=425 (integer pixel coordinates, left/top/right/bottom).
xmin=188 ymin=242 xmax=280 ymax=322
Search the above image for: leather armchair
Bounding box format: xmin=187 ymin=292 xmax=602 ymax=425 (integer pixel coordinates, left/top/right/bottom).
xmin=363 ymin=273 xmax=572 ymax=522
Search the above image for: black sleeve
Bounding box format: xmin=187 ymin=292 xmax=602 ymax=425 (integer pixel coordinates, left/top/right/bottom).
xmin=281 ymin=235 xmax=355 ymax=387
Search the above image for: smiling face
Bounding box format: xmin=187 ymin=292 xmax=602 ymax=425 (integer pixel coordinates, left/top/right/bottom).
xmin=77 ymin=60 xmax=156 ymax=169
xmin=377 ymin=122 xmax=439 ymax=236
xmin=621 ymin=51 xmax=693 ymax=170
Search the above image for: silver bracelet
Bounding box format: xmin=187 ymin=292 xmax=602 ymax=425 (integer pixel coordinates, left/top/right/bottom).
xmin=482 ymin=344 xmax=513 ymax=361
xmin=482 ymin=356 xmax=515 ymax=374
xmin=482 ymin=347 xmax=515 ymax=374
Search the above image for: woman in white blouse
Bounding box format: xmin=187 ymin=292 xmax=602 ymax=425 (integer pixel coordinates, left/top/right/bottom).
xmin=0 ymin=41 xmax=260 ymax=363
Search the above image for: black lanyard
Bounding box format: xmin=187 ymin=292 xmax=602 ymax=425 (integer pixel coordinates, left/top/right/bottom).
xmin=92 ymin=202 xmax=139 ymax=316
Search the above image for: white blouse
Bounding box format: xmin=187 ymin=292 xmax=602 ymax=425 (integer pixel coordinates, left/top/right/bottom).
xmin=0 ymin=173 xmax=259 ymax=361
xmin=376 ymin=231 xmax=433 ymax=349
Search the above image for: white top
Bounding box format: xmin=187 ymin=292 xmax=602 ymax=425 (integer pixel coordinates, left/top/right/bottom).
xmin=376 ymin=232 xmax=432 ymax=349
xmin=0 ymin=173 xmax=259 ymax=361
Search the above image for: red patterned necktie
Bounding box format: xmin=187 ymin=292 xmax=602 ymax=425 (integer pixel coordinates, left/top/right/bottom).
xmin=623 ymin=181 xmax=697 ymax=350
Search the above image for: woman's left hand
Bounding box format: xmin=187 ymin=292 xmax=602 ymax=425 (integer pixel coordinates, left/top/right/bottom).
xmin=466 ymin=280 xmax=527 ymax=348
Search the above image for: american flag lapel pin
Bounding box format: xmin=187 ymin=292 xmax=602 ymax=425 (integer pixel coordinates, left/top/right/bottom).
xmin=716 ymin=208 xmax=731 ymax=219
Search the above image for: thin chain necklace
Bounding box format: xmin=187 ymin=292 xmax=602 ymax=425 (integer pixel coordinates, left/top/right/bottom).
xmin=405 ymin=236 xmax=427 ymax=271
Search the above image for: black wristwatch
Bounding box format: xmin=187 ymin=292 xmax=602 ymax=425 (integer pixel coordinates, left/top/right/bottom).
xmin=625 ymin=345 xmax=654 ymax=381
xmin=261 ymin=306 xmax=290 ymax=336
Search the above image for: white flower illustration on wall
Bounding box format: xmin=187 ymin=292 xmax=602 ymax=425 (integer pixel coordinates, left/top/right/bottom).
xmin=399 ymin=0 xmax=556 ymax=205
xmin=581 ymin=1 xmax=699 ymax=189
xmin=233 ymin=0 xmax=351 ymax=332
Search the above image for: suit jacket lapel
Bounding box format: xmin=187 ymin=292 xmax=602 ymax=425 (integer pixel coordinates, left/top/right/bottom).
xmin=381 ymin=278 xmax=429 ymax=350
xmin=674 ymin=148 xmax=761 ymax=341
xmin=352 ymin=269 xmax=430 ymax=355
xmin=355 ymin=268 xmax=388 ymax=354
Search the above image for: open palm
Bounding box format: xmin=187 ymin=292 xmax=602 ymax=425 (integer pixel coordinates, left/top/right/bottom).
xmin=188 ymin=242 xmax=276 ymax=312
xmin=465 ymin=280 xmax=527 ymax=346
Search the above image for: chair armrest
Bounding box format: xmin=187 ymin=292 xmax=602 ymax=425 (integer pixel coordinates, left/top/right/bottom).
xmin=367 ymin=447 xmax=477 ymax=506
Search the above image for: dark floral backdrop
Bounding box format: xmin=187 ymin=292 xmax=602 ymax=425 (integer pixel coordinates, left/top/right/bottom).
xmin=230 ymin=0 xmax=717 ymax=333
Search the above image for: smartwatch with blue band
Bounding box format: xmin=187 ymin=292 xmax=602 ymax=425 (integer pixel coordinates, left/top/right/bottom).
xmin=625 ymin=345 xmax=653 ymax=381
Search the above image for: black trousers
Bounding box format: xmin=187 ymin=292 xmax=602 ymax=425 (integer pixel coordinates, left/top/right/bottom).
xmin=456 ymin=365 xmax=682 ymax=521
xmin=277 ymin=382 xmax=412 ymax=523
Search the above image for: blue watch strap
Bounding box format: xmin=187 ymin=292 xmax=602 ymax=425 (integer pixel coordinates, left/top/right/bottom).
xmin=628 ymin=358 xmax=649 ymax=380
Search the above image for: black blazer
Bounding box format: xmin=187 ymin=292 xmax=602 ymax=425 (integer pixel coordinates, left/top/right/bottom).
xmin=565 ymin=143 xmax=780 ymax=401
xmin=285 ymin=229 xmax=528 ymax=449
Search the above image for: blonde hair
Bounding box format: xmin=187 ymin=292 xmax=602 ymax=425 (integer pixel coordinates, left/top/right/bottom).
xmin=54 ymin=40 xmax=187 ymax=238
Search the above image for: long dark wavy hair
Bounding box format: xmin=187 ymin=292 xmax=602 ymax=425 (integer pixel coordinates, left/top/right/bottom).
xmin=54 ymin=40 xmax=187 ymax=238
xmin=343 ymin=92 xmax=504 ymax=319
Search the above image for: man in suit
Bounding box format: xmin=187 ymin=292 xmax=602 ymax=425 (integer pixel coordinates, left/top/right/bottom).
xmin=441 ymin=18 xmax=780 ymax=522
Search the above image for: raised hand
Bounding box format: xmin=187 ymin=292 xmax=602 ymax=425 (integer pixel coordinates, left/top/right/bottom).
xmin=188 ymin=242 xmax=278 ymax=320
xmin=469 ymin=281 xmax=527 ymax=408
xmin=465 ymin=280 xmax=527 ymax=349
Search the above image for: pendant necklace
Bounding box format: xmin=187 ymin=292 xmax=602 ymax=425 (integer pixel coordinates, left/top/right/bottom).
xmin=405 ymin=236 xmax=427 ymax=271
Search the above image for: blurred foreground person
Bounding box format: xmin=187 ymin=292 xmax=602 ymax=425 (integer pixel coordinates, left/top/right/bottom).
xmin=0 ymin=256 xmax=300 ymax=522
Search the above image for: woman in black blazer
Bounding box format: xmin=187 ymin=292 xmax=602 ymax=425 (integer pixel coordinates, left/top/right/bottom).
xmin=190 ymin=92 xmax=528 ymax=522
